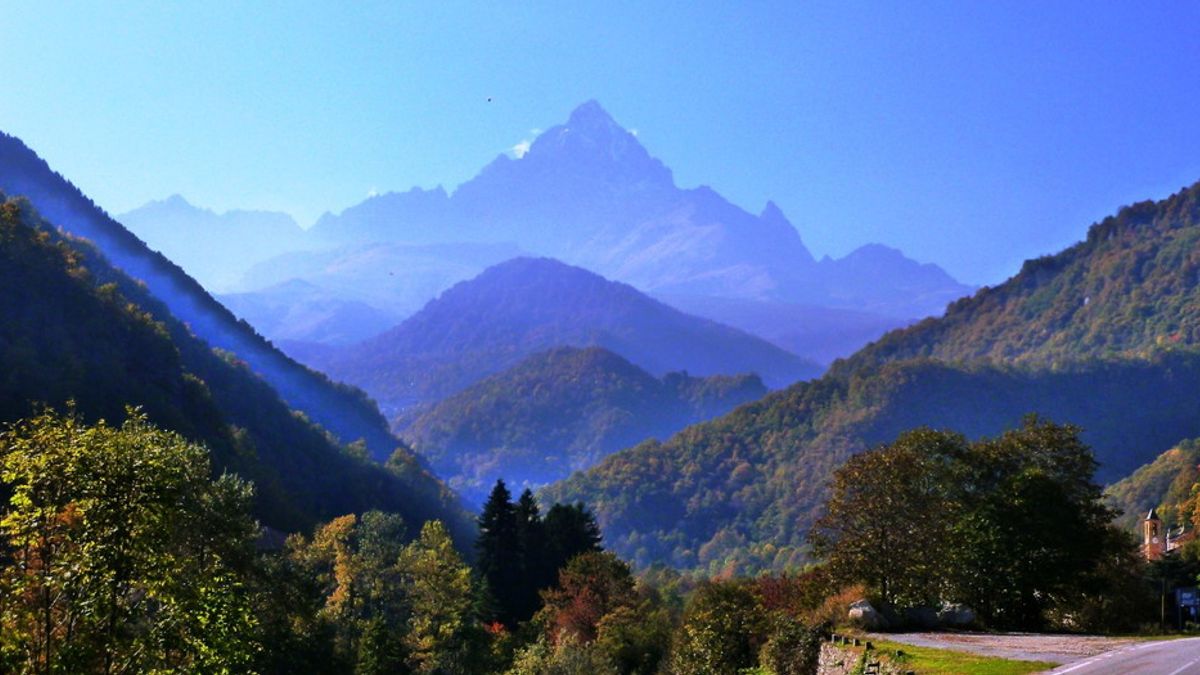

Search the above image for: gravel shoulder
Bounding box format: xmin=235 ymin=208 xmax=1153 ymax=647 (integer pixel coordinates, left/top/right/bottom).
xmin=866 ymin=631 xmax=1139 ymax=666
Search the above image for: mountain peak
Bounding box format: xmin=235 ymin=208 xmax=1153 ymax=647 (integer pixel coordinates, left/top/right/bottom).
xmin=567 ymin=99 xmax=617 ymax=128
xmin=125 ymin=194 xmax=210 ymax=219
xmin=760 ymin=200 xmax=785 ymax=220
xmin=506 ymin=101 xmax=673 ymax=188
xmin=148 ymin=193 xmax=203 ymax=213
xmin=540 ymin=99 xmax=631 ymax=149
xmin=845 ymin=243 xmax=905 ymax=261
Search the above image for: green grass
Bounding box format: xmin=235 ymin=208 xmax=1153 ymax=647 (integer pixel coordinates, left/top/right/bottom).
xmin=866 ymin=639 xmax=1058 ymax=675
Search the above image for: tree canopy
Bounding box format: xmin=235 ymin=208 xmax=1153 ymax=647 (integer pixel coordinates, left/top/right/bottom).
xmin=810 ymin=417 xmax=1133 ymax=629
xmin=0 ymin=407 xmax=260 ymax=673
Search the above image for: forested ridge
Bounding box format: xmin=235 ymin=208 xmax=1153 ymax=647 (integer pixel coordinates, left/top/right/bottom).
xmin=545 ymin=181 xmax=1200 ymax=574
xmin=836 ymin=181 xmax=1200 ymax=372
xmin=0 ymin=194 xmax=470 ymax=539
xmin=0 ymin=131 xmax=406 ymax=461
xmin=544 ymin=354 xmax=1200 ymax=573
xmin=402 ymin=346 xmax=766 ymax=503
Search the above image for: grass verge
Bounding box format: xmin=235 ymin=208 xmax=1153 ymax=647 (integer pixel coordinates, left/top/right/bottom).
xmin=866 ymin=638 xmax=1058 ymax=675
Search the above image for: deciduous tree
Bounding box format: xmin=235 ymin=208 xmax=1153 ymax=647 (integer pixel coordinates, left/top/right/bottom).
xmin=0 ymin=408 xmax=259 ymax=673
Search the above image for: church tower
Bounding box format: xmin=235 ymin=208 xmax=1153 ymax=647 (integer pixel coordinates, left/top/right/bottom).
xmin=1144 ymin=508 xmax=1166 ymax=561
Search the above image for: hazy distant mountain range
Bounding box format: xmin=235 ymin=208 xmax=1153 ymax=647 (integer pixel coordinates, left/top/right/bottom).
xmin=119 ymin=194 xmax=305 ymax=292
xmin=120 ymin=100 xmax=972 ymax=365
xmin=306 ymin=100 xmax=971 ymax=316
xmin=655 ymin=293 xmax=915 ymax=366
xmin=219 ymin=278 xmax=401 ymax=346
xmin=292 ymin=257 xmax=820 ymax=416
xmin=229 ymin=240 xmax=524 ymax=330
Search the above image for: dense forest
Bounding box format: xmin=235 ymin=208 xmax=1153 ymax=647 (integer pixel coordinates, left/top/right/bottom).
xmin=0 ymin=194 xmax=470 ymax=540
xmin=1 ymin=410 xmax=1166 ymax=673
xmin=544 ymin=181 xmax=1200 ymax=574
xmin=543 ymin=354 xmax=1200 ymax=573
xmin=402 ymin=346 xmax=766 ymax=503
xmin=0 ymin=410 xmax=827 ymax=674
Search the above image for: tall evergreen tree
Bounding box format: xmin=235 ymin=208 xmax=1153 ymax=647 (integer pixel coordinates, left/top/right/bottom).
xmin=477 ymin=480 xmax=522 ymax=625
xmin=476 ymin=483 xmax=606 ymax=628
xmin=514 ymin=489 xmax=548 ymax=621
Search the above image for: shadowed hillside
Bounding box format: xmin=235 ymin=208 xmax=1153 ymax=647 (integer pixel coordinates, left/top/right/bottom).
xmin=0 ymin=195 xmax=471 ymax=539
xmin=401 ymin=346 xmax=767 ymax=504
xmin=0 ymin=131 xmax=405 ymax=462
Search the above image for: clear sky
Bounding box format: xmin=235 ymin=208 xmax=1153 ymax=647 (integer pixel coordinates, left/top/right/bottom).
xmin=1 ymin=2 xmax=1197 ymax=284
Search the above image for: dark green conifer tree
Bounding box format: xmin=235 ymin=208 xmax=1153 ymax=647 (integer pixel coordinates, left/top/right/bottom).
xmin=514 ymin=489 xmax=547 ymax=621
xmin=477 ymin=480 xmax=522 ymax=625
xmin=543 ymin=502 xmax=603 ymax=580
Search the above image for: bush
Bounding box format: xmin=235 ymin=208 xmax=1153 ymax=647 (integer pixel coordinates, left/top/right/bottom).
xmin=758 ymin=615 xmax=822 ymax=675
xmin=805 ymin=584 xmax=869 ymax=629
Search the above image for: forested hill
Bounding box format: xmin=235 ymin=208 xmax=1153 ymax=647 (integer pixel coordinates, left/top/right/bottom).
xmin=835 ymin=181 xmax=1200 ymax=373
xmin=306 ymin=257 xmax=820 ymax=414
xmin=543 ymin=183 xmax=1200 ymax=574
xmin=1106 ymin=439 xmax=1200 ymax=531
xmin=0 ymin=194 xmax=472 ymax=541
xmin=401 ymin=346 xmax=767 ymax=504
xmin=542 ymin=354 xmax=1200 ymax=573
xmin=0 ymin=131 xmax=401 ymax=462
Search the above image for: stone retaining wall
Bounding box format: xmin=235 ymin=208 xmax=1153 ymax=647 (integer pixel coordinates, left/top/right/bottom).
xmin=818 ymin=641 xmax=912 ymax=675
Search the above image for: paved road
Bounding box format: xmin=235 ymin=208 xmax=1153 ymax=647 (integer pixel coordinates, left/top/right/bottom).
xmin=1047 ymin=637 xmax=1200 ymax=675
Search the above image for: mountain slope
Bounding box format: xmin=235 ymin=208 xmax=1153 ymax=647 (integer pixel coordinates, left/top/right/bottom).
xmin=309 ymin=100 xmax=973 ymax=318
xmin=543 ymin=182 xmax=1200 ymax=573
xmin=543 ymin=354 xmax=1200 ymax=573
xmin=304 ymin=257 xmax=821 ymax=415
xmin=119 ymin=194 xmax=304 ymax=291
xmin=0 ymin=131 xmax=403 ymax=462
xmin=838 ymin=182 xmax=1200 ymax=371
xmin=1106 ymin=439 xmax=1200 ymax=531
xmin=0 ymin=195 xmax=470 ymax=539
xmin=401 ymin=346 xmax=767 ymax=504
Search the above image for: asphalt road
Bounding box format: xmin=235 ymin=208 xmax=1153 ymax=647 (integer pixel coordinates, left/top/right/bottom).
xmin=1048 ymin=637 xmax=1200 ymax=675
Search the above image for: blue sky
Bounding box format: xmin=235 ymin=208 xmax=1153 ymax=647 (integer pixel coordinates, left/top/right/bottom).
xmin=1 ymin=2 xmax=1197 ymax=284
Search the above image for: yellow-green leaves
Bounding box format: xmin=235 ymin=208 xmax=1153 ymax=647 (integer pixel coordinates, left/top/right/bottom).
xmin=0 ymin=408 xmax=259 ymax=673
